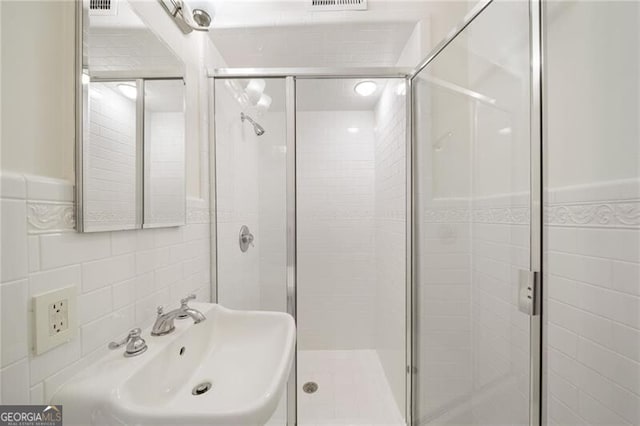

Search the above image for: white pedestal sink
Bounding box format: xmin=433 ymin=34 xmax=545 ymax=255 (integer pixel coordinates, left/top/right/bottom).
xmin=52 ymin=303 xmax=296 ymax=425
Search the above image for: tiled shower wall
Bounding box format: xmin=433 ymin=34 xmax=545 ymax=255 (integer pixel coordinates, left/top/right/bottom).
xmin=418 ymin=195 xmax=530 ymax=424
xmin=297 ymin=110 xmax=376 ymax=350
xmin=0 ymin=172 xmax=210 ymax=405
xmin=214 ymin=79 xmax=288 ymax=313
xmin=373 ymin=81 xmax=407 ymax=414
xmin=214 ymin=80 xmax=261 ymax=310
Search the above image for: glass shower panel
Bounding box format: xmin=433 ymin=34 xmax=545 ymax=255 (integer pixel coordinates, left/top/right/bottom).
xmin=296 ymin=78 xmax=407 ymax=425
xmin=413 ymin=1 xmax=532 ymax=424
xmin=214 ymin=78 xmax=287 ymax=313
xmin=213 ymin=78 xmax=288 ymax=424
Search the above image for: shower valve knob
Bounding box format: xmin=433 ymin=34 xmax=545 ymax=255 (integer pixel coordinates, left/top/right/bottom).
xmin=239 ymin=225 xmax=254 ymax=252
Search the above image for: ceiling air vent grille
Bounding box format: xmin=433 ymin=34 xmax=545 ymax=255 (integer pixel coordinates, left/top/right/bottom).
xmin=89 ymin=0 xmax=118 ymax=16
xmin=310 ymin=0 xmax=367 ymax=11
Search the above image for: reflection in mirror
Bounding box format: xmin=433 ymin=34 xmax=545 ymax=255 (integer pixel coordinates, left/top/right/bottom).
xmin=86 ymin=0 xmax=183 ymax=77
xmin=83 ymin=80 xmax=140 ymax=232
xmin=78 ymin=0 xmax=186 ymax=232
xmin=143 ymin=79 xmax=186 ymax=227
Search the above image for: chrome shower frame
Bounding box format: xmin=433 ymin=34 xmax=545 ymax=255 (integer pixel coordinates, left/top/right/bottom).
xmin=209 ymin=0 xmax=545 ymax=419
xmin=407 ymin=0 xmax=544 ymax=424
xmin=209 ymin=68 xmax=413 ymax=426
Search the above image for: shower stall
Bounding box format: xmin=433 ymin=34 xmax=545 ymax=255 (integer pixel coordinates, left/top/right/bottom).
xmin=210 ymin=0 xmax=639 ymax=425
xmin=212 ymin=73 xmax=410 ymax=425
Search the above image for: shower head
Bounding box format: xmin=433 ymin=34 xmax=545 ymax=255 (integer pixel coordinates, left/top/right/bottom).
xmin=191 ymin=8 xmax=212 ymax=28
xmin=240 ymin=112 xmax=265 ymax=136
xmin=160 ymin=0 xmax=214 ymax=33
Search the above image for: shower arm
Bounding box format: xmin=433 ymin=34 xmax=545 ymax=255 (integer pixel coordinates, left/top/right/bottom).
xmin=241 ymin=112 xmax=257 ymax=126
xmin=158 ymin=0 xmax=209 ymax=33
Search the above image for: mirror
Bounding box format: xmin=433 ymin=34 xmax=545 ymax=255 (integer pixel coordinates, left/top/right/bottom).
xmin=82 ymin=80 xmax=141 ymax=231
xmin=77 ymin=0 xmax=186 ymax=232
xmin=143 ymin=79 xmax=186 ymax=228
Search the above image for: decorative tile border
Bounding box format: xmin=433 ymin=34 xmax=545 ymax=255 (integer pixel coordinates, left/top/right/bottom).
xmin=424 ymin=206 xmax=530 ymax=225
xmin=545 ymin=201 xmax=640 ymax=228
xmin=27 ymin=202 xmax=76 ymax=234
xmin=26 ymin=202 xmax=212 ymax=233
xmin=424 ymin=201 xmax=640 ymax=228
xmin=473 ymin=207 xmax=530 ymax=224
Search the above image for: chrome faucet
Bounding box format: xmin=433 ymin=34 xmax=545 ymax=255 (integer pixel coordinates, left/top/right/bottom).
xmin=151 ymin=295 xmax=206 ymax=336
xmin=109 ymin=328 xmax=148 ymax=357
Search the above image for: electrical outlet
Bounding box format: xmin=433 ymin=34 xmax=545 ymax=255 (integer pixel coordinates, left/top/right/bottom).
xmin=48 ymin=299 xmax=69 ymax=336
xmin=33 ymin=286 xmax=77 ymax=355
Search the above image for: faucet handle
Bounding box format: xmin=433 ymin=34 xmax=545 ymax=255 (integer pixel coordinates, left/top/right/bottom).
xmin=156 ymin=306 xmax=164 ymax=316
xmin=180 ymin=294 xmax=196 ymax=306
xmin=109 ymin=328 xmax=139 ymax=349
xmin=108 ymin=328 xmax=147 ymax=357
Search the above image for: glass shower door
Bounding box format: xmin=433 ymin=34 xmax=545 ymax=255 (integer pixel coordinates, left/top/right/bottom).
xmin=213 ymin=77 xmax=289 ymax=425
xmin=413 ymin=0 xmax=536 ymax=424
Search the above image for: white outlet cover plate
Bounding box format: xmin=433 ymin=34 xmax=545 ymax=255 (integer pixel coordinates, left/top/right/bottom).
xmin=33 ymin=285 xmax=77 ymax=355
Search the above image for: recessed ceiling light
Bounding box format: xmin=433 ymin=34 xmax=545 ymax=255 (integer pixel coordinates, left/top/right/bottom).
xmin=354 ymin=81 xmax=377 ymax=97
xmin=347 ymin=127 xmax=359 ymax=134
xmin=117 ymin=84 xmax=137 ymax=100
xmin=498 ymin=127 xmax=512 ymax=135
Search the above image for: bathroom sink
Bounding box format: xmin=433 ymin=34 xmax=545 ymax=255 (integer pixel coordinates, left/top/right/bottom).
xmin=52 ymin=303 xmax=295 ymax=425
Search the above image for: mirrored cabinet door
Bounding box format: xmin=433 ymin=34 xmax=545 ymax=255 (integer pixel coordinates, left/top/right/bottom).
xmin=81 ymin=80 xmax=142 ymax=232
xmin=77 ymin=0 xmax=186 ymax=232
xmin=143 ymin=79 xmax=186 ymax=228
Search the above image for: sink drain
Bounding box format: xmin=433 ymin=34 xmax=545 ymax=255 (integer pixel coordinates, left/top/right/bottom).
xmin=302 ymin=382 xmax=318 ymax=394
xmin=192 ymin=381 xmax=212 ymax=396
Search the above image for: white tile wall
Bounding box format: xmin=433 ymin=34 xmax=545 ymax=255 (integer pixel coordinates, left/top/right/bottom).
xmin=214 ymin=79 xmax=262 ymax=311
xmin=297 ymin=110 xmax=376 ymax=350
xmin=145 ymin=111 xmax=186 ymax=226
xmin=0 ymin=172 xmax=210 ymax=404
xmin=373 ymin=80 xmax=407 ymax=417
xmin=545 ymin=180 xmax=640 ymax=426
xmin=417 ymin=198 xmax=474 ymax=419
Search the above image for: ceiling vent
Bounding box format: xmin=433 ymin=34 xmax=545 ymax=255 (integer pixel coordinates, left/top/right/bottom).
xmin=89 ymin=0 xmax=118 ymax=16
xmin=310 ymin=0 xmax=367 ymax=11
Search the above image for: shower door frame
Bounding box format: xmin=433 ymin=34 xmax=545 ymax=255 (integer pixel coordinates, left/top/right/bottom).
xmin=407 ymin=0 xmax=544 ymax=424
xmin=209 ymin=68 xmax=414 ymax=426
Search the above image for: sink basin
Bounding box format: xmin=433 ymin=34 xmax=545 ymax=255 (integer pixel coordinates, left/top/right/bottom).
xmin=52 ymin=303 xmax=296 ymax=425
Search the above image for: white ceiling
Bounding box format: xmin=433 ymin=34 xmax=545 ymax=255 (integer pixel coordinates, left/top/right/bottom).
xmin=90 ymin=0 xmax=146 ymax=28
xmin=296 ymin=78 xmax=404 ymax=111
xmin=206 ymin=0 xmax=461 ymax=29
xmin=206 ymin=0 xmax=473 ymax=68
xmin=209 ymin=22 xmax=416 ymax=68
